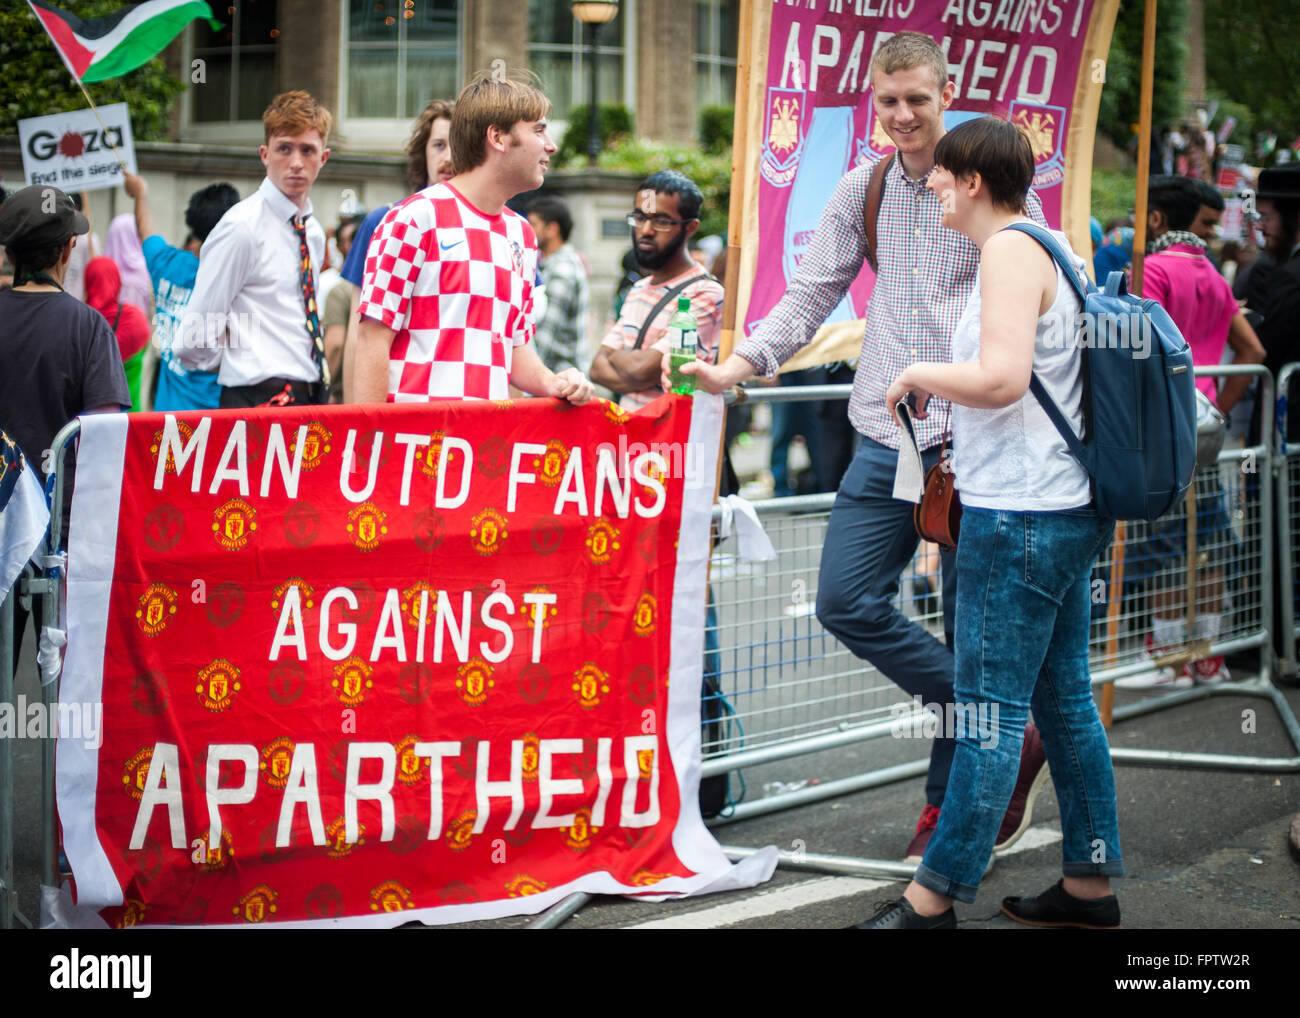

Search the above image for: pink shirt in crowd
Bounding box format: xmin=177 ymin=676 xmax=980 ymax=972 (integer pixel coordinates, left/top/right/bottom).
xmin=1141 ymin=243 xmax=1238 ymax=404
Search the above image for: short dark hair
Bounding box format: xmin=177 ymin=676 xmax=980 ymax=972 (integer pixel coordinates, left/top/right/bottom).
xmin=932 ymin=116 xmax=1033 ymax=213
xmin=1194 ymin=178 xmax=1225 ymax=211
xmin=1148 ymin=174 xmax=1202 ymax=232
xmin=186 ymin=183 xmax=240 ymax=243
xmin=636 ymin=170 xmax=703 ymax=222
xmin=528 ymin=195 xmax=573 ymax=241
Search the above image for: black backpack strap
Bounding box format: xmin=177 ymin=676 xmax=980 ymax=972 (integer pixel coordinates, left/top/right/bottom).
xmin=633 ymin=272 xmax=717 ymax=350
xmin=1027 ymin=374 xmax=1088 ymax=462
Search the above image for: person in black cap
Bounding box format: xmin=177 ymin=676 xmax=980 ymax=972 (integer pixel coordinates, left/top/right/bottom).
xmin=0 ymin=183 xmax=131 ymax=668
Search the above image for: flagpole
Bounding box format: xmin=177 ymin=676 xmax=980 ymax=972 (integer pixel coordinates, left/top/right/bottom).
xmin=69 ymin=77 xmax=128 ymax=175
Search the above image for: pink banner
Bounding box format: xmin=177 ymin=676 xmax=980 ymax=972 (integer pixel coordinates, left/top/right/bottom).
xmin=746 ymin=0 xmax=1099 ymax=336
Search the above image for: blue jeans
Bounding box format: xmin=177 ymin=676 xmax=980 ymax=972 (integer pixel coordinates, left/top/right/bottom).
xmin=914 ymin=506 xmax=1125 ymax=903
xmin=816 ymin=437 xmax=958 ymax=807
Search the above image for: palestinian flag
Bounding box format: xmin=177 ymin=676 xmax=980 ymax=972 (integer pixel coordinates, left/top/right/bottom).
xmin=28 ymin=1 xmax=221 ymax=83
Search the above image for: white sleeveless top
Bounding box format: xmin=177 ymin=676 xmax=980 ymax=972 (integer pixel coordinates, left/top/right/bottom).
xmin=950 ymin=227 xmax=1091 ymax=511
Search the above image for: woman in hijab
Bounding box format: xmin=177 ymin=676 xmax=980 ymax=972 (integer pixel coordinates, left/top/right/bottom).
xmin=104 ymin=212 xmax=153 ymax=317
xmin=85 ymin=256 xmax=150 ymax=411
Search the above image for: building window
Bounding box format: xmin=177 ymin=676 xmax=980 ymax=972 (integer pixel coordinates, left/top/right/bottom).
xmin=192 ymin=0 xmax=280 ymax=122
xmin=527 ymin=0 xmax=626 ymax=122
xmin=694 ymin=0 xmax=738 ymax=110
xmin=346 ymin=0 xmax=460 ymax=120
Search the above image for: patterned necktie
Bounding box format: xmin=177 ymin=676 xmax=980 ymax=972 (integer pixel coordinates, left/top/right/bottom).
xmin=292 ymin=214 xmax=330 ymax=388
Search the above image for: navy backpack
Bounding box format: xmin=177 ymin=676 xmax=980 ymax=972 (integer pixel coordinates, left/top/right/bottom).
xmin=1004 ymin=223 xmax=1198 ymax=521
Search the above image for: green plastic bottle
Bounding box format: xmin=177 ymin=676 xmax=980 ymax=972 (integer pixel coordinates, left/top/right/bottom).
xmin=667 ymin=296 xmax=698 ymax=395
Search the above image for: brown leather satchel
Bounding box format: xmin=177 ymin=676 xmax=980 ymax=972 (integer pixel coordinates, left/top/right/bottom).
xmin=914 ymin=444 xmax=961 ymax=552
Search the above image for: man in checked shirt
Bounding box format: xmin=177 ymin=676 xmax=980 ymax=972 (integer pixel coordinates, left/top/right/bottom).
xmin=685 ymin=32 xmax=1049 ymax=863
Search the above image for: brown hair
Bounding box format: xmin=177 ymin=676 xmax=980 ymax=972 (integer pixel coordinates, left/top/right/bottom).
xmin=450 ymin=71 xmax=551 ymax=174
xmin=870 ymin=31 xmax=949 ymax=91
xmin=933 ymin=116 xmax=1034 ymax=213
xmin=405 ymin=99 xmax=455 ymax=193
xmin=262 ymin=90 xmax=332 ymax=145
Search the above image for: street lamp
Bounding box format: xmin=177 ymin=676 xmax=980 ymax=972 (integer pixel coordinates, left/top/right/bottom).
xmin=571 ymin=0 xmax=620 ymax=167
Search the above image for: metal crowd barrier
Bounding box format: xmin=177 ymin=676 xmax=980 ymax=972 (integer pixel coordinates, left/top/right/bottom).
xmin=1276 ymin=362 xmax=1299 ymax=681
xmin=9 ymin=368 xmax=1300 ymax=926
xmin=704 ymin=367 xmax=1300 ymax=841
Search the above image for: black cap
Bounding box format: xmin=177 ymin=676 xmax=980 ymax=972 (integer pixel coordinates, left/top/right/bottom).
xmin=0 ymin=185 xmax=89 ymax=248
xmin=1256 ymin=163 xmax=1300 ymax=202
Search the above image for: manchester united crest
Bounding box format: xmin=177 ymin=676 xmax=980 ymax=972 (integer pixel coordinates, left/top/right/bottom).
xmin=143 ymin=504 xmax=184 ymax=553
xmin=212 ymin=497 xmax=257 ymax=551
xmin=456 ymin=657 xmax=495 ymax=706
xmin=271 ymin=577 xmax=314 ymax=615
xmin=134 ymin=583 xmax=178 ymax=637
xmin=401 ymin=582 xmax=434 ymax=628
xmin=521 ymin=732 xmax=541 ymax=781
xmin=633 ymin=592 xmax=657 ymax=636
xmin=283 ymin=501 xmax=320 ymax=548
xmin=637 ymin=747 xmax=655 ymax=780
xmin=521 ymin=586 xmax=556 ymax=630
xmin=602 ymin=399 xmax=630 ymax=425
xmin=572 ymin=663 xmax=610 ymax=709
xmin=470 ymin=508 xmax=509 ymax=556
xmin=290 ymin=421 xmax=332 ymax=471
xmin=585 ymin=520 xmax=620 ymax=564
xmin=631 ymin=869 xmax=670 ymax=887
xmin=149 ymin=420 xmax=194 ymax=474
xmin=332 ymin=655 xmax=373 ymax=706
xmin=419 ymin=431 xmax=446 ymax=478
xmin=395 ymin=735 xmax=428 ymax=786
xmin=346 ymin=501 xmax=388 ymax=552
xmin=117 ymin=898 xmax=147 ymax=928
xmin=121 ymin=747 xmax=154 ymax=801
xmin=193 ymin=828 xmax=234 ymax=872
xmin=533 ymin=440 xmax=569 ymax=486
xmin=369 ymin=880 xmax=415 ymax=912
xmin=325 ymin=816 xmax=364 ymax=858
xmin=259 ymin=737 xmax=296 ymax=790
xmin=446 ymin=810 xmax=476 ymax=851
xmin=196 ymin=659 xmax=241 ymax=712
xmin=232 ymin=884 xmax=278 ymax=923
xmin=562 ymin=808 xmax=598 ymax=851
xmin=505 ymin=874 xmax=548 ymax=897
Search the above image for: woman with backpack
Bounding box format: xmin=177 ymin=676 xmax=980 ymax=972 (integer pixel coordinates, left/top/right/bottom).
xmin=859 ymin=116 xmax=1125 ymax=929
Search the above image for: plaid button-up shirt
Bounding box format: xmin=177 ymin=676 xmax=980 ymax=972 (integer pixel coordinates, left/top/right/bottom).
xmin=736 ymin=156 xmax=1045 ymax=451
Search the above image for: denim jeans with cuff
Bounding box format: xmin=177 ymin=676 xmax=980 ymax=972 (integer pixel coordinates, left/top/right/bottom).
xmin=913 ymin=504 xmax=1125 ymax=903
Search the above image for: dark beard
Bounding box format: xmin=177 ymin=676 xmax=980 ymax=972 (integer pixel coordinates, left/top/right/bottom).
xmin=634 ymin=227 xmax=687 ymax=271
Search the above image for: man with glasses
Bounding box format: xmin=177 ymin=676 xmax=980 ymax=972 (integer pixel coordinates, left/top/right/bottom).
xmin=589 ymin=170 xmax=723 ymax=410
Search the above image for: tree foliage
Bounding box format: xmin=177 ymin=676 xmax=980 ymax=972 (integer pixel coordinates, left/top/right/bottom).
xmin=1205 ymin=0 xmax=1300 ymax=151
xmin=1097 ymin=0 xmax=1188 ymax=150
xmin=0 ymin=0 xmax=187 ymax=140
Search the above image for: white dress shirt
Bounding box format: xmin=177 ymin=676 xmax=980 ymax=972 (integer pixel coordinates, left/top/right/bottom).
xmin=181 ymin=177 xmax=325 ymax=387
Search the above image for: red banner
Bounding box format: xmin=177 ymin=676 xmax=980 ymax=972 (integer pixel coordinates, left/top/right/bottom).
xmin=57 ymin=395 xmax=738 ymax=927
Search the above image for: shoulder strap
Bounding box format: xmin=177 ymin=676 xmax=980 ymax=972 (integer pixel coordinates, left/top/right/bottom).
xmin=1001 ymin=222 xmax=1093 ymax=463
xmin=633 ymin=272 xmax=717 ymax=350
xmin=863 ymin=153 xmax=894 ymax=274
xmin=113 ymin=304 xmax=123 ymax=330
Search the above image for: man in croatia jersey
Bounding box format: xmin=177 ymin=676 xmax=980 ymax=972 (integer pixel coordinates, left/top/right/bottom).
xmin=355 ymin=73 xmax=594 ymax=407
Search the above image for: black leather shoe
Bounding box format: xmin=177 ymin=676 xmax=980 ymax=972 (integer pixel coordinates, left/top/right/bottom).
xmin=1001 ymin=879 xmax=1121 ymax=929
xmin=851 ymin=897 xmax=956 ymax=929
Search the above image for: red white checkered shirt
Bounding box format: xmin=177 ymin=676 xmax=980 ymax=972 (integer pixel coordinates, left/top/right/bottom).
xmin=735 ymin=157 xmax=1045 ymax=451
xmin=358 ymin=182 xmax=537 ymax=402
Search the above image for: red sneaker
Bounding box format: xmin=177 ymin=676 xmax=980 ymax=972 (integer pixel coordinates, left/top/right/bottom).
xmin=904 ymin=804 xmax=941 ymax=864
xmin=994 ymin=722 xmax=1050 ymax=853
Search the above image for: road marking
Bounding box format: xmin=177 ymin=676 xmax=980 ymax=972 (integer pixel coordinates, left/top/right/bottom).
xmin=624 ymin=875 xmax=895 ymax=929
xmin=622 ymin=826 xmax=1062 ymax=929
xmin=997 ymin=824 xmax=1062 ymax=857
